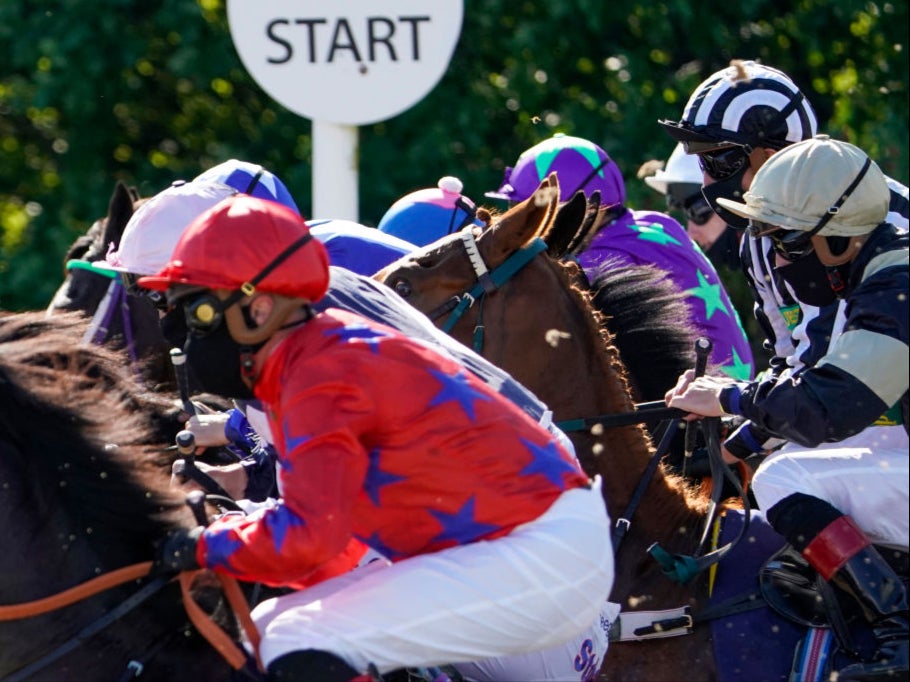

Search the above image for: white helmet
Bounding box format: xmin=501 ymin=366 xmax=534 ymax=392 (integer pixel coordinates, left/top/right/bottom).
xmin=643 ymin=143 xmax=703 ymax=195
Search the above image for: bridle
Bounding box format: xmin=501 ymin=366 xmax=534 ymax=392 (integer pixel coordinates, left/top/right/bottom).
xmin=62 ymin=259 xmax=142 ymax=378
xmin=426 ymin=229 xmax=548 ymax=353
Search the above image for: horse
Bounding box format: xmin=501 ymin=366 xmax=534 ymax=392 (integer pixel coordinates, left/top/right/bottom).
xmin=0 ymin=310 xmax=241 ymax=682
xmin=46 ymin=181 xmax=174 ymax=391
xmin=375 ymin=176 xmax=834 ymax=681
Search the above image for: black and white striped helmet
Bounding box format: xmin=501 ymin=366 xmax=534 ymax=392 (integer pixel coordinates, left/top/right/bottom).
xmin=659 ymin=60 xmax=818 ymax=152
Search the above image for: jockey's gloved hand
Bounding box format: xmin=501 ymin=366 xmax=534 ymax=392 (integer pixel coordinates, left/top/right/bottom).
xmin=152 ymin=526 xmax=204 ymax=576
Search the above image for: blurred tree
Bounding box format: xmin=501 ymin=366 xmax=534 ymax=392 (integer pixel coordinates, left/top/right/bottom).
xmin=1 ymin=0 xmax=906 ymax=314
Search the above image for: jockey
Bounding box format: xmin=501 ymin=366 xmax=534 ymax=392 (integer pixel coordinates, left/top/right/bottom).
xmin=306 ymin=219 xmax=415 ymax=276
xmin=378 ymin=176 xmax=484 ymax=247
xmin=487 ymin=132 xmax=755 ymax=382
xmin=194 ymin=158 xmax=301 ymax=213
xmin=643 ymin=142 xmax=741 ymax=273
xmin=138 ymin=195 xmax=615 ymax=682
xmin=658 ymin=59 xmax=910 ymax=464
xmin=666 ymin=136 xmax=909 ymax=681
xmin=99 ymin=176 xmax=285 ymax=501
xmin=110 ymin=174 xmax=621 ymax=682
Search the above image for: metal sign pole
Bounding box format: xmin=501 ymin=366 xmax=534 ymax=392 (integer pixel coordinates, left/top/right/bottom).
xmin=312 ymin=120 xmax=359 ymax=221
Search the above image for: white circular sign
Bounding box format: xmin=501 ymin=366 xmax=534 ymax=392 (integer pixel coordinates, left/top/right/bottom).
xmin=227 ymin=0 xmax=464 ymax=126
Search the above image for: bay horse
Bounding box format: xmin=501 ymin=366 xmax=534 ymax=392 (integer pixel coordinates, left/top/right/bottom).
xmin=46 ymin=181 xmax=173 ymax=391
xmin=0 ymin=311 xmax=241 ymax=682
xmin=375 ymin=177 xmax=821 ymax=681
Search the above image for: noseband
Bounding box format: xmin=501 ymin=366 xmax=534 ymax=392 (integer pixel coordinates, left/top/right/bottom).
xmin=426 ymin=230 xmax=548 ymax=352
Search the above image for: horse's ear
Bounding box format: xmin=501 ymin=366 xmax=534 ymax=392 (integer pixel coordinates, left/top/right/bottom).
xmin=545 ymin=190 xmax=587 ymax=258
xmin=480 ymin=174 xmax=559 ymax=264
xmin=565 ymin=190 xmax=603 ymax=255
xmin=101 ymin=181 xmax=138 ymax=251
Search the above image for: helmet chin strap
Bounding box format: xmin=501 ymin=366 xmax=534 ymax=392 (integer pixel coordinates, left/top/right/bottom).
xmin=223 ymin=295 xmax=307 ymax=347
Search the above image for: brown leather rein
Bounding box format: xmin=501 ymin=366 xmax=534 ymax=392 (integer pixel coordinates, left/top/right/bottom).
xmin=0 ymin=560 xmax=262 ymax=675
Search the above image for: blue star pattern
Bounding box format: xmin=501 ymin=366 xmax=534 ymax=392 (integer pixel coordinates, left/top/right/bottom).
xmin=359 ymin=530 xmax=402 ymax=561
xmin=204 ymin=528 xmax=245 ymax=571
xmin=518 ymin=438 xmax=580 ymax=486
xmin=628 ymin=221 xmax=682 ymax=246
xmin=364 ymin=447 xmax=406 ymax=505
xmin=279 ymin=421 xmax=311 ymax=473
xmin=264 ymin=505 xmax=307 ymax=553
xmin=427 ymin=368 xmax=493 ymax=420
xmin=325 ymin=323 xmax=390 ymax=353
xmin=429 ymin=496 xmax=500 ymax=545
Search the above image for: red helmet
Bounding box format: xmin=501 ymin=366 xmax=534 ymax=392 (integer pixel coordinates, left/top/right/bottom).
xmin=139 ymin=195 xmax=329 ymax=303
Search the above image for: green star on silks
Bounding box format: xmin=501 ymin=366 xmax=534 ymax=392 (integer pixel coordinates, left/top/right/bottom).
xmin=719 ymin=347 xmax=753 ymax=381
xmin=629 ymin=221 xmax=683 ymax=246
xmin=687 ymin=270 xmax=729 ymax=320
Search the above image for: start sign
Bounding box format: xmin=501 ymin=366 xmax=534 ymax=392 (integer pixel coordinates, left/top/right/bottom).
xmin=226 ymin=0 xmax=464 ymax=126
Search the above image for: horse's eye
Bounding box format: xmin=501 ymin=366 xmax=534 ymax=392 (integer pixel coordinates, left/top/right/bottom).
xmin=392 ymin=279 xmax=412 ymax=298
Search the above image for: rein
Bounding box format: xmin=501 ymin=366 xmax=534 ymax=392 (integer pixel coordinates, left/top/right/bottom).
xmin=0 ymin=560 xmax=261 ymax=680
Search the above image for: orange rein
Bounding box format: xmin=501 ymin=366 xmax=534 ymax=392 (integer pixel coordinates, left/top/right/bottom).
xmin=0 ymin=561 xmax=262 ymax=673
xmin=0 ymin=561 xmax=153 ymax=621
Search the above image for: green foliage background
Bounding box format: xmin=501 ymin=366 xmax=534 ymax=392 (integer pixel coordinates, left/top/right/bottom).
xmin=1 ymin=0 xmax=907 ymax=312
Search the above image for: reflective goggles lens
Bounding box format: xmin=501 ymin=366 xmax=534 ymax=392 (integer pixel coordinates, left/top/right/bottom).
xmin=697 ymin=146 xmax=750 ymax=181
xmin=180 ymin=292 xmax=226 ymax=337
xmin=121 ymin=272 xmax=169 ymax=311
xmin=666 ymin=186 xmax=714 ymax=226
xmin=748 ymin=220 xmax=815 ymax=261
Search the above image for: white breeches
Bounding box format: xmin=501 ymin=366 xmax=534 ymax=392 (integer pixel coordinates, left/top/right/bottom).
xmin=251 ymin=478 xmax=614 ymax=676
xmin=751 ymin=426 xmax=909 ymax=550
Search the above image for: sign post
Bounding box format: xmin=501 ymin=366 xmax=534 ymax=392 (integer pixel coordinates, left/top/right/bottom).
xmin=226 ymin=1 xmax=464 ymax=221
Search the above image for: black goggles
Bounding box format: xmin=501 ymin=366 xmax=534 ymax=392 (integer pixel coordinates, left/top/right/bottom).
xmin=748 ymin=221 xmax=815 ymax=261
xmin=666 ymin=186 xmax=714 ymax=226
xmin=697 ymin=145 xmax=751 ymax=181
xmin=121 ymin=272 xmax=169 ymax=311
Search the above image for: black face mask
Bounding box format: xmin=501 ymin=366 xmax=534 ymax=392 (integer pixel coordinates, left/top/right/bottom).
xmin=705 ymin=226 xmax=742 ymax=272
xmin=701 ymin=164 xmax=751 ymax=230
xmin=774 ymin=249 xmax=846 ymax=308
xmin=184 ymin=321 xmax=260 ymax=400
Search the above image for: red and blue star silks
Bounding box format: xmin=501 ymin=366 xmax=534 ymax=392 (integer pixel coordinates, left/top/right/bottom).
xmin=199 ymin=309 xmax=589 ymax=586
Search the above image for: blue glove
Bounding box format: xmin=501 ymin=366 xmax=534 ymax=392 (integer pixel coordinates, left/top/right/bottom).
xmin=153 ymin=526 xmax=204 ymax=575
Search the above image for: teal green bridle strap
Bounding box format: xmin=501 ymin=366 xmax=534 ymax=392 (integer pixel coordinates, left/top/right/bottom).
xmin=440 ymin=237 xmax=548 ymax=336
xmin=66 ymin=259 xmax=119 ymax=279
xmin=647 ymin=416 xmax=752 ymax=585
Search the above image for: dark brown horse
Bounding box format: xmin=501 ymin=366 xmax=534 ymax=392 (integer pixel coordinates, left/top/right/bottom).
xmin=0 ymin=311 xmax=239 ymax=682
xmin=46 ymin=181 xmax=173 ymax=391
xmin=376 ymin=177 xmax=812 ymax=681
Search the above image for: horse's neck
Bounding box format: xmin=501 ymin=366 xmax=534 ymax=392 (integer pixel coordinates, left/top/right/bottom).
xmin=498 ymin=274 xmax=708 ymax=613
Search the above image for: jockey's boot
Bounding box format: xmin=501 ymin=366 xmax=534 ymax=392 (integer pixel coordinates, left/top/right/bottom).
xmin=267 ymin=649 xmax=375 ymax=682
xmin=800 ymin=516 xmax=909 ymax=681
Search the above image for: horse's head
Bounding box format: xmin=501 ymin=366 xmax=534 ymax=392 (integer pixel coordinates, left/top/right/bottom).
xmin=377 ymin=173 xmax=561 ymax=348
xmin=376 ymin=172 xmax=639 ymax=421
xmin=47 ymin=181 xmax=138 ymax=313
xmin=46 ymin=182 xmax=173 ymax=389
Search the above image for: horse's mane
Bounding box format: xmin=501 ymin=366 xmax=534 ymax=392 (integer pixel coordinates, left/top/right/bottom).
xmin=534 ymin=256 xmax=708 ymax=513
xmin=587 ymin=259 xmax=697 ymax=402
xmin=0 ymin=311 xmax=186 ymax=556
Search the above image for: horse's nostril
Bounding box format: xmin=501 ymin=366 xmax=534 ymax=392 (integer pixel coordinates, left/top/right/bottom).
xmin=393 ymin=279 xmax=412 ymax=298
